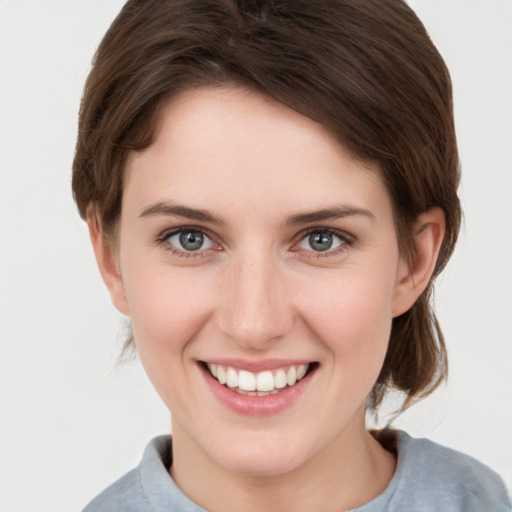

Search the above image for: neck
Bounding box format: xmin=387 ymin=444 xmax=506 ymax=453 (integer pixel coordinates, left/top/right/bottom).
xmin=170 ymin=412 xmax=396 ymax=512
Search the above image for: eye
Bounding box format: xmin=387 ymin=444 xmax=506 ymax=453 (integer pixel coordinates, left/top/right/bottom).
xmin=166 ymin=229 xmax=215 ymax=252
xmin=298 ymin=230 xmax=346 ymax=252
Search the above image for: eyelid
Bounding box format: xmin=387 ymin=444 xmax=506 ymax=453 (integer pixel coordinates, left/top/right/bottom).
xmin=156 ymin=225 xmax=222 ymax=256
xmin=168 ymin=230 xmax=215 ymax=251
xmin=158 ymin=225 xmax=214 ymax=241
xmin=298 ymin=227 xmax=354 ymax=243
xmin=292 ymin=227 xmax=355 ymax=256
xmin=155 ymin=224 xmax=355 ymax=259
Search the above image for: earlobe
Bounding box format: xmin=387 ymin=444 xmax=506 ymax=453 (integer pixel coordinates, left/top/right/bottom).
xmin=392 ymin=207 xmax=446 ymax=317
xmin=87 ymin=207 xmax=130 ymax=316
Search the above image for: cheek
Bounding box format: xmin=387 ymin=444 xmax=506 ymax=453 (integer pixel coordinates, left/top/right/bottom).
xmin=122 ymin=261 xmax=216 ymax=356
xmin=123 ymin=265 xmax=220 ymax=409
xmin=299 ymin=269 xmax=395 ymax=368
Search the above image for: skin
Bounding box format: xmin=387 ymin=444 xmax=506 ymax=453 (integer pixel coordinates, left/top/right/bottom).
xmin=89 ymin=86 xmax=445 ymax=511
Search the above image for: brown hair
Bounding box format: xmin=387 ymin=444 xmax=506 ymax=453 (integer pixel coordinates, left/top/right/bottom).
xmin=72 ymin=0 xmax=461 ymax=413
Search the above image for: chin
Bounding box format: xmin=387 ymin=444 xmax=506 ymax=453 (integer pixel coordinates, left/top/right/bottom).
xmin=205 ymin=430 xmax=312 ymax=478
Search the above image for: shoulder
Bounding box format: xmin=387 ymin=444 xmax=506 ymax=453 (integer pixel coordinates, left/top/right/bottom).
xmin=392 ymin=431 xmax=511 ymax=511
xmin=83 ymin=467 xmax=151 ymax=512
xmin=82 ymin=436 xmax=176 ymax=512
xmin=82 ymin=436 xmax=205 ymax=512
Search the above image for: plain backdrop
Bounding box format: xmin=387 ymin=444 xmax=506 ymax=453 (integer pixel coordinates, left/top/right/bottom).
xmin=1 ymin=1 xmax=511 ymax=510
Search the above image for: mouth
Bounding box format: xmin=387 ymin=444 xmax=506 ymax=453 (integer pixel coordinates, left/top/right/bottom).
xmin=202 ymin=362 xmax=319 ymax=397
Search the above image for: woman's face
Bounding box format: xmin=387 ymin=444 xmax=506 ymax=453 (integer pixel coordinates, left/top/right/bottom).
xmin=111 ymin=87 xmax=411 ymax=476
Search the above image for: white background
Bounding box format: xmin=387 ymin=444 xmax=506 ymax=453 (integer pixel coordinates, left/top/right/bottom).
xmin=1 ymin=1 xmax=511 ymax=510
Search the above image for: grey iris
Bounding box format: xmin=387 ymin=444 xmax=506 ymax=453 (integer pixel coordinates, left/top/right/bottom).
xmin=309 ymin=232 xmax=333 ymax=251
xmin=180 ymin=231 xmax=204 ymax=251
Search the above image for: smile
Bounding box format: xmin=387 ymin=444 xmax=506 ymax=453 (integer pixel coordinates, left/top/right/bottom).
xmin=206 ymin=363 xmax=311 ymax=396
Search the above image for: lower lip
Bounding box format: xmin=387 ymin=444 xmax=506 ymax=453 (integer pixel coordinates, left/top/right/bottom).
xmin=200 ymin=363 xmax=315 ymax=416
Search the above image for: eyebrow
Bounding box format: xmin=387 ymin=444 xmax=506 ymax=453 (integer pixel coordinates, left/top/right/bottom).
xmin=140 ymin=202 xmax=374 ymax=226
xmin=285 ymin=206 xmax=375 ymax=225
xmin=139 ymin=202 xmax=226 ymax=225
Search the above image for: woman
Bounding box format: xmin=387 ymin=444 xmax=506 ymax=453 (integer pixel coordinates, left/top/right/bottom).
xmin=72 ymin=1 xmax=511 ymax=510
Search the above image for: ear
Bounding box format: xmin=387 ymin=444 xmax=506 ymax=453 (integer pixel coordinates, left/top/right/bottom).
xmin=392 ymin=207 xmax=446 ymax=317
xmin=87 ymin=207 xmax=130 ymax=316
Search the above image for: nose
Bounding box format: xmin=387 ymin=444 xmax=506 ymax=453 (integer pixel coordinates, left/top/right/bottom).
xmin=216 ymin=251 xmax=293 ymax=350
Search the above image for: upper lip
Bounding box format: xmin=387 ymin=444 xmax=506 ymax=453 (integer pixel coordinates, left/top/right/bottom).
xmin=200 ymin=358 xmax=314 ymax=372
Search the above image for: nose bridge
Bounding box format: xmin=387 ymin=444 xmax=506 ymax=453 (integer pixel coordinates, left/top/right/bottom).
xmin=219 ymin=247 xmax=292 ymax=348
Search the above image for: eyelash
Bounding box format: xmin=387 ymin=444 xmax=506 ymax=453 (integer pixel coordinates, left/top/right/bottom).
xmin=156 ymin=226 xmax=220 ymax=259
xmin=293 ymin=227 xmax=354 ymax=259
xmin=156 ymin=226 xmax=355 ymax=259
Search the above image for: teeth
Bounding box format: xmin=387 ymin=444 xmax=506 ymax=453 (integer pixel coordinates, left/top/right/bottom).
xmin=238 ymin=370 xmax=256 ymax=391
xmin=256 ymin=371 xmax=274 ymax=392
xmin=206 ymin=363 xmax=311 ymax=394
xmin=296 ymin=364 xmax=308 ymax=380
xmin=226 ymin=367 xmax=238 ymax=388
xmin=286 ymin=366 xmax=297 ymax=386
xmin=217 ymin=365 xmax=227 ymax=385
xmin=274 ymin=369 xmax=287 ymax=389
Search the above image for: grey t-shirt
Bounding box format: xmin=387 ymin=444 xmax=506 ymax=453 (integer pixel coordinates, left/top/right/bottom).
xmin=83 ymin=431 xmax=511 ymax=511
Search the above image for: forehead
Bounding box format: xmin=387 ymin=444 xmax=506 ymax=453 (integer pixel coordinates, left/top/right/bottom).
xmin=123 ymin=86 xmax=392 ymax=225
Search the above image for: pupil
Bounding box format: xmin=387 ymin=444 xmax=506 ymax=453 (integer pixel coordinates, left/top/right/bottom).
xmin=180 ymin=231 xmax=204 ymax=251
xmin=310 ymin=233 xmax=332 ymax=251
